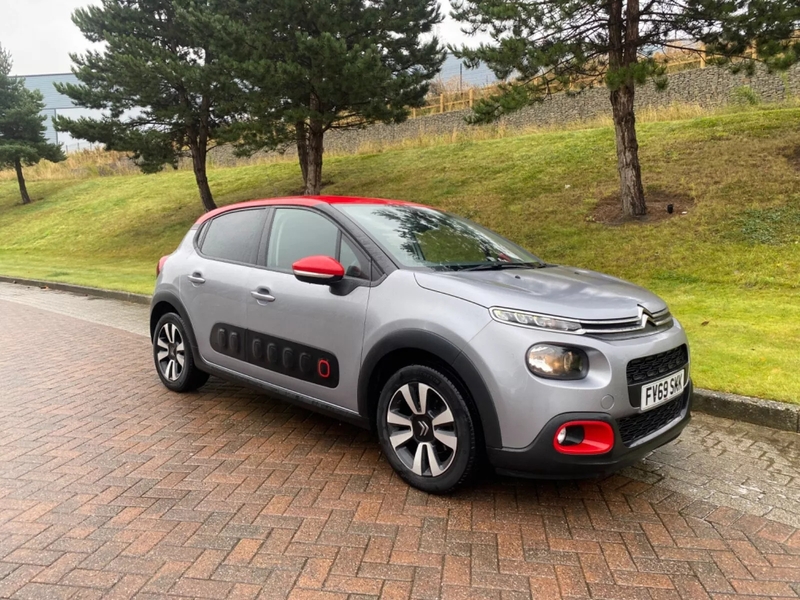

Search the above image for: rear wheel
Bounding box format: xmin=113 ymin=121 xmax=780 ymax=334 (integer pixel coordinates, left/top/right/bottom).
xmin=153 ymin=313 xmax=209 ymax=392
xmin=376 ymin=365 xmax=476 ymax=493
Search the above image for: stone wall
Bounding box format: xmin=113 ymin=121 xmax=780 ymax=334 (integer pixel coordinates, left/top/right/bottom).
xmin=208 ymin=63 xmax=799 ymax=165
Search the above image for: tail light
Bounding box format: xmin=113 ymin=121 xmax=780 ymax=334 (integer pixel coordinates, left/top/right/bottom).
xmin=157 ymin=255 xmax=170 ymax=276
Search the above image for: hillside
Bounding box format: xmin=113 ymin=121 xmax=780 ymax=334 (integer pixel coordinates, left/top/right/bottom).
xmin=1 ymin=107 xmax=799 ymax=402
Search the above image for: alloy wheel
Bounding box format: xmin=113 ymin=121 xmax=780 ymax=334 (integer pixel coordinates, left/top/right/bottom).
xmin=156 ymin=323 xmax=185 ymax=382
xmin=386 ymin=382 xmax=457 ymax=477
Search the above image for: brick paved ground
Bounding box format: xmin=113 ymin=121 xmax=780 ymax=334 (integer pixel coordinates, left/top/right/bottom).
xmin=1 ymin=287 xmax=800 ymax=599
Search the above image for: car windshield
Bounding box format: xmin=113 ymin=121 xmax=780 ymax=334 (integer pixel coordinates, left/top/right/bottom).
xmin=337 ymin=204 xmax=544 ymax=270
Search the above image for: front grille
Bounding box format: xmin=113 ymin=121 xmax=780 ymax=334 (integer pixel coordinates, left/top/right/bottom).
xmin=580 ymin=308 xmax=674 ymax=340
xmin=618 ymin=396 xmax=685 ymax=446
xmin=626 ymin=344 xmax=688 ymax=385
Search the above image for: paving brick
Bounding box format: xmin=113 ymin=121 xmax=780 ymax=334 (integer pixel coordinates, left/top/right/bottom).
xmin=381 ymin=580 xmax=412 ymax=600
xmin=297 ymin=558 xmax=334 ymax=588
xmin=0 ymin=565 xmax=45 ymax=598
xmin=614 ymin=570 xmax=674 ymax=589
xmin=3 ymin=286 xmax=800 ymax=600
xmin=170 ymin=577 xmax=235 ymax=599
xmin=671 ymin=574 xmax=712 ymax=600
xmin=555 ymin=564 xmax=589 ymax=597
xmin=13 ymin=582 xmax=81 ymax=600
xmin=4 ymin=548 xmax=63 ymax=566
xmin=729 ymin=578 xmax=800 ymax=596
xmin=262 ymin=569 xmax=300 ymax=600
xmin=226 ymin=539 xmax=263 ymax=565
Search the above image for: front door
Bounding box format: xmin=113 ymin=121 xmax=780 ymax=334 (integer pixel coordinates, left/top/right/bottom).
xmin=181 ymin=207 xmax=268 ymax=375
xmin=245 ymin=207 xmax=373 ymax=412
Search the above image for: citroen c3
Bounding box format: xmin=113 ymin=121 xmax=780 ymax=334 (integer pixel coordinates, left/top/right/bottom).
xmin=150 ymin=196 xmax=692 ymax=493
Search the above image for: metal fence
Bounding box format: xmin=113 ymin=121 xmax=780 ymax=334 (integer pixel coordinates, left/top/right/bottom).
xmin=63 ymin=141 xmax=102 ymax=154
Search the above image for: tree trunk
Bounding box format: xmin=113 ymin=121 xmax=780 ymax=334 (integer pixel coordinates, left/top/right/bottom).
xmin=304 ymin=92 xmax=325 ymax=196
xmin=610 ymin=84 xmax=646 ymax=217
xmin=189 ymin=139 xmax=216 ymax=212
xmin=607 ymin=0 xmax=646 ymax=218
xmin=296 ymin=120 xmax=309 ymax=187
xmin=304 ymin=121 xmax=324 ymax=195
xmin=14 ymin=158 xmax=32 ymax=205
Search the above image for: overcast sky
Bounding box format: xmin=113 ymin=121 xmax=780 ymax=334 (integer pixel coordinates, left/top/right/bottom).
xmin=1 ymin=0 xmax=482 ymax=76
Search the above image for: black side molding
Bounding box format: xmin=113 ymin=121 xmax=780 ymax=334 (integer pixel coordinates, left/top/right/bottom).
xmin=209 ymin=323 xmax=340 ymax=388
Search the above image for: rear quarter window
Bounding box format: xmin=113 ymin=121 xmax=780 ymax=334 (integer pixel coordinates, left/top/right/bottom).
xmin=200 ymin=209 xmax=266 ymax=265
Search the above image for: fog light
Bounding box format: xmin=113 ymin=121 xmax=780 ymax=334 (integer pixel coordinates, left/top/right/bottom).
xmin=553 ymin=421 xmax=614 ymax=455
xmin=556 ymin=427 xmax=567 ymax=445
xmin=556 ymin=424 xmax=585 ymax=446
xmin=526 ymin=345 xmax=588 ymax=380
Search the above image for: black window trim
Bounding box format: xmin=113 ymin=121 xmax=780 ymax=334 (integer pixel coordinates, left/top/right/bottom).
xmin=193 ymin=207 xmax=269 ymax=268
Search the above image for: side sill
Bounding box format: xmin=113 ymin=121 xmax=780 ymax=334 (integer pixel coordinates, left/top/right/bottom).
xmin=196 ymin=357 xmax=371 ymax=430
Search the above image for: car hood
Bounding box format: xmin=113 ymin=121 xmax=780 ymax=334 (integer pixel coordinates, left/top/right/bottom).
xmin=414 ymin=266 xmax=667 ymax=321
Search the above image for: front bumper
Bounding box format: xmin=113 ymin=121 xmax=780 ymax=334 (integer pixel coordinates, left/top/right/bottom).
xmin=487 ymin=381 xmax=692 ymax=478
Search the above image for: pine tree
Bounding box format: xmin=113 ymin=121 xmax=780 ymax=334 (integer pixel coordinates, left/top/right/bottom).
xmin=451 ymin=0 xmax=799 ymax=217
xmin=0 ymin=45 xmax=65 ymax=205
xmin=53 ymin=0 xmax=241 ymax=212
xmin=683 ymin=1 xmax=799 ymax=74
xmin=217 ymin=0 xmax=445 ymax=195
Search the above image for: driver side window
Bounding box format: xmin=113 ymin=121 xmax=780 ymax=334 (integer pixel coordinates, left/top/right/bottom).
xmin=267 ymin=208 xmax=370 ymax=279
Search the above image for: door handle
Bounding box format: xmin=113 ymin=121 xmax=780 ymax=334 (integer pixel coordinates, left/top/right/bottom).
xmin=188 ymin=273 xmax=205 ymax=284
xmin=251 ymin=289 xmax=275 ymax=303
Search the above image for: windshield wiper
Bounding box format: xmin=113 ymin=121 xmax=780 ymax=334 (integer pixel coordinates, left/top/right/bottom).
xmin=460 ymin=261 xmax=548 ymax=272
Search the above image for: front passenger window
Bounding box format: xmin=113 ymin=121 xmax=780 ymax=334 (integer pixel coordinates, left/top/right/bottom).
xmin=268 ymin=209 xmax=339 ymax=270
xmin=267 ymin=208 xmax=370 ymax=279
xmin=340 ymin=238 xmax=370 ymax=280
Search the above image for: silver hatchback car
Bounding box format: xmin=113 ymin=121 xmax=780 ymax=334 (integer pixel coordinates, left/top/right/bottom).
xmin=151 ymin=195 xmax=692 ymax=493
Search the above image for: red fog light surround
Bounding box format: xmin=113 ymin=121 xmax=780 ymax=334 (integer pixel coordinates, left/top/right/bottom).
xmin=553 ymin=421 xmax=614 ymax=455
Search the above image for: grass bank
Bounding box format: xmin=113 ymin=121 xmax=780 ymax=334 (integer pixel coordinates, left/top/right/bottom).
xmin=1 ymin=107 xmax=798 ymax=402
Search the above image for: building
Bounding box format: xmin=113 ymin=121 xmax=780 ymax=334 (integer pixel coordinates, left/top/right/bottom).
xmin=18 ymin=73 xmax=99 ymax=151
xmin=18 ymin=55 xmax=494 ymax=151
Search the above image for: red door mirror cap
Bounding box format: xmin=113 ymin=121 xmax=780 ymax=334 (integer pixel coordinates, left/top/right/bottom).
xmin=292 ymin=255 xmax=345 ymax=284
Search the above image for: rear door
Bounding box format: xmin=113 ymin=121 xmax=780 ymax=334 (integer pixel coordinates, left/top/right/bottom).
xmin=181 ymin=207 xmax=268 ymax=374
xmin=244 ymin=207 xmax=374 ymax=412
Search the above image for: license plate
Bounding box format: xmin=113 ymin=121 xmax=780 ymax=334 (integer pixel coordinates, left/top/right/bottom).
xmin=641 ymin=370 xmax=685 ymax=411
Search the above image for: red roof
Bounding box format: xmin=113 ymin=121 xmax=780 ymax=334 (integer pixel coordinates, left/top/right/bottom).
xmin=195 ymin=195 xmax=427 ymax=225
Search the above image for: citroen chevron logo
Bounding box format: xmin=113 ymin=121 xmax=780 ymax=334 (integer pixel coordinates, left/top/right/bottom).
xmin=418 ymin=421 xmax=430 ymax=436
xmin=638 ymin=306 xmax=655 ymax=329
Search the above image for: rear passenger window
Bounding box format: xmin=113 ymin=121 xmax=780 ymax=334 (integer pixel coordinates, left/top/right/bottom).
xmin=201 ymin=209 xmax=266 ymax=265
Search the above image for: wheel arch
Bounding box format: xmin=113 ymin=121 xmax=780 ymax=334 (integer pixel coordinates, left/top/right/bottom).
xmin=358 ymin=330 xmax=502 ymax=448
xmin=150 ymin=291 xmax=200 ymax=362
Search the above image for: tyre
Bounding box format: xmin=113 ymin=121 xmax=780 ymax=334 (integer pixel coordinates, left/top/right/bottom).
xmin=376 ymin=365 xmax=477 ymax=494
xmin=153 ymin=313 xmax=209 ymax=392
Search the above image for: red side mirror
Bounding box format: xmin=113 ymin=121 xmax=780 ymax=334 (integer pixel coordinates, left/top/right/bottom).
xmin=292 ymin=255 xmax=345 ymax=285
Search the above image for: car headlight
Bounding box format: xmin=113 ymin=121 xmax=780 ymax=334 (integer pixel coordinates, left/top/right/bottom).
xmin=526 ymin=344 xmax=588 ymax=380
xmin=490 ymin=308 xmax=582 ymax=333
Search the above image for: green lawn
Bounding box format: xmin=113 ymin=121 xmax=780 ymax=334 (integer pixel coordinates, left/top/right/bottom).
xmin=1 ymin=108 xmax=799 ymax=402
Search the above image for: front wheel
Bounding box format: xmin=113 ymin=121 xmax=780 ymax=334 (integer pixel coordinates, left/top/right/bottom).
xmin=153 ymin=313 xmax=209 ymax=392
xmin=376 ymin=365 xmax=477 ymax=494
